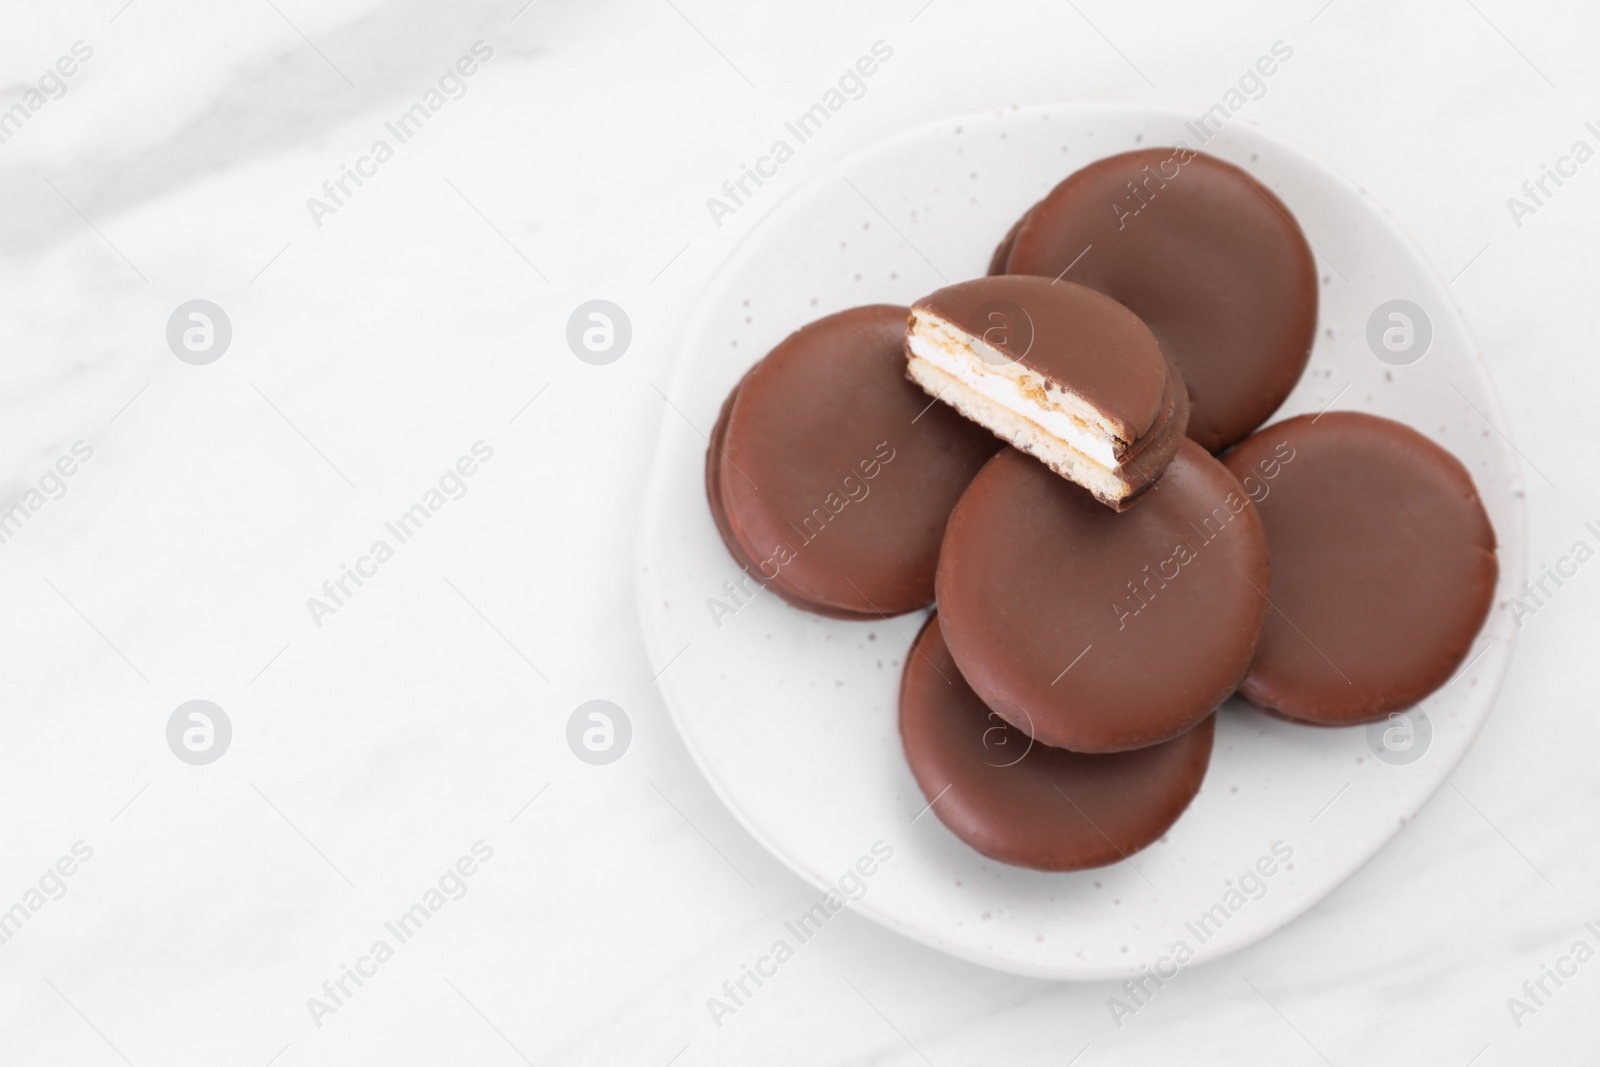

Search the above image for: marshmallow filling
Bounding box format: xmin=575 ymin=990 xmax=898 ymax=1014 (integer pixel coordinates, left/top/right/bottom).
xmin=907 ymin=310 xmax=1138 ymax=501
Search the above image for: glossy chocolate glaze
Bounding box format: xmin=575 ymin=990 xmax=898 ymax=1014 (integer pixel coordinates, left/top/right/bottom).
xmin=709 ymin=305 xmax=1001 ymax=618
xmin=707 ymin=368 xmax=879 ymax=620
xmin=999 ymin=148 xmax=1318 ymax=452
xmin=914 ymin=275 xmax=1172 ymax=444
xmin=937 ymin=441 xmax=1270 ymax=752
xmin=900 ymin=613 xmax=1215 ymax=871
xmin=1224 ymin=412 xmax=1497 ymax=724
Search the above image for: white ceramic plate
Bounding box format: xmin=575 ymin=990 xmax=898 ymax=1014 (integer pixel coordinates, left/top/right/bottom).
xmin=635 ymin=103 xmax=1526 ymax=980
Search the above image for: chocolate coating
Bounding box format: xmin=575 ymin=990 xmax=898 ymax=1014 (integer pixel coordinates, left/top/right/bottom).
xmin=986 ymin=206 xmax=1032 ymax=277
xmin=999 ymin=148 xmax=1318 ymax=452
xmin=901 ymin=613 xmax=1214 ymax=871
xmin=1223 ymin=413 xmax=1498 ymax=725
xmin=707 ymin=369 xmax=873 ymax=619
xmin=913 ymin=275 xmax=1174 ymax=444
xmin=937 ymin=441 xmax=1270 ymax=752
xmin=708 ymin=305 xmax=1001 ymax=618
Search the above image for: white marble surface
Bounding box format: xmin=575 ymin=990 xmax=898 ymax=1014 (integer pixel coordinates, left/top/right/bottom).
xmin=0 ymin=1 xmax=1595 ymax=1064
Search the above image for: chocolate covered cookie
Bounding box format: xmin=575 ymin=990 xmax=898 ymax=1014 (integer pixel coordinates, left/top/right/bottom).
xmin=937 ymin=441 xmax=1270 ymax=752
xmin=907 ymin=275 xmax=1189 ymax=509
xmin=997 ymin=148 xmax=1318 ymax=452
xmin=707 ymin=305 xmax=1001 ymax=618
xmin=1223 ymin=412 xmax=1497 ymax=725
xmin=901 ymin=614 xmax=1214 ymax=871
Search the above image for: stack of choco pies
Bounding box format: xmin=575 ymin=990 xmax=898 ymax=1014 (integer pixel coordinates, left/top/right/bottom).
xmin=706 ymin=147 xmax=1499 ymax=872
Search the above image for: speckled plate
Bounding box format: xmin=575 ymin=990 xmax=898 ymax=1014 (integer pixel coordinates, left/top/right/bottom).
xmin=635 ymin=103 xmax=1526 ymax=979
